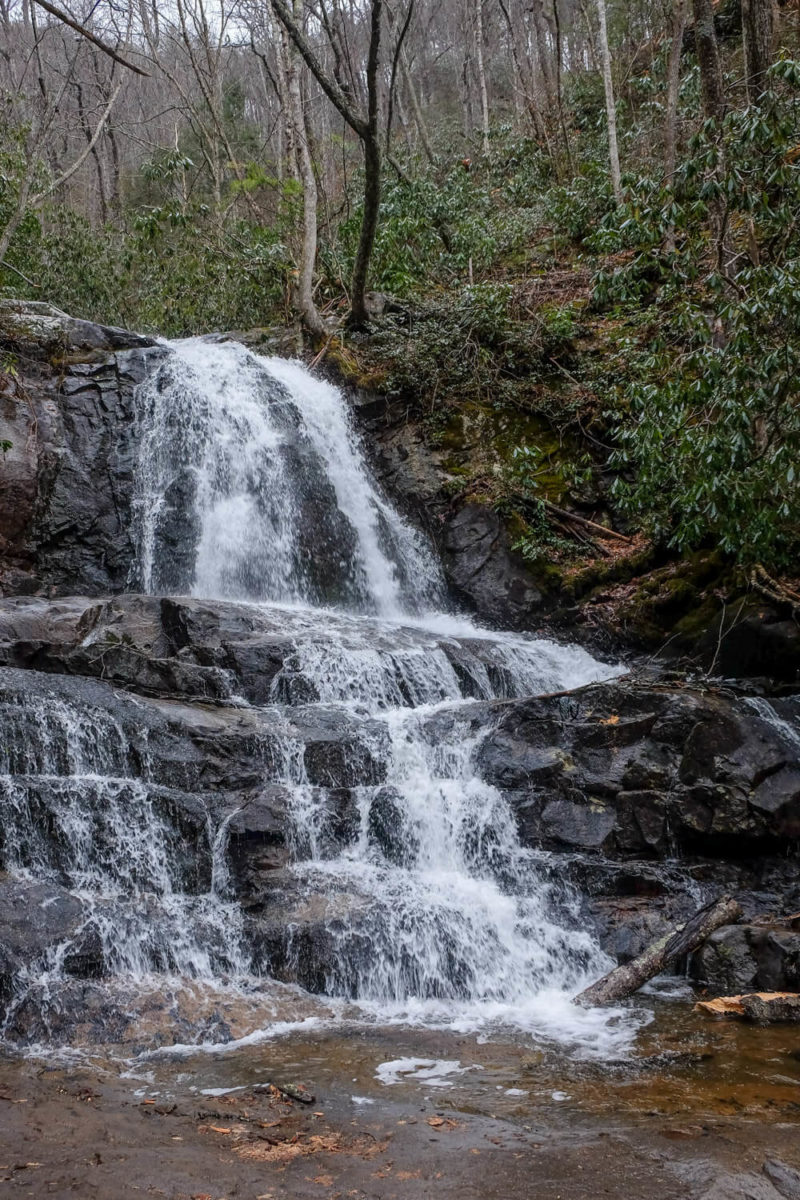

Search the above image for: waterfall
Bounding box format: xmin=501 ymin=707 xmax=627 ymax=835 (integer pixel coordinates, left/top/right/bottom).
xmin=0 ymin=337 xmax=633 ymax=1054
xmin=133 ymin=338 xmax=444 ymax=616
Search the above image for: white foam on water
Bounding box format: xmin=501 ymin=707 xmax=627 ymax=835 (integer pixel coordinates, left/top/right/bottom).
xmin=375 ymin=1057 xmax=475 ymax=1087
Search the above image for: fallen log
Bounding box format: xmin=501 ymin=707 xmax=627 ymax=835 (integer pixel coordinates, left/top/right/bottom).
xmin=573 ymin=895 xmax=742 ymax=1008
xmin=542 ymin=500 xmax=632 ymax=544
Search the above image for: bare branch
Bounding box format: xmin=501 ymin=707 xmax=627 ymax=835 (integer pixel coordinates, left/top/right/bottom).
xmin=31 ymin=0 xmax=150 ymax=75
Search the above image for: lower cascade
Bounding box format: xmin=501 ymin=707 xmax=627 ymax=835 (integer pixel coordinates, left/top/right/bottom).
xmin=0 ymin=338 xmax=630 ymax=1054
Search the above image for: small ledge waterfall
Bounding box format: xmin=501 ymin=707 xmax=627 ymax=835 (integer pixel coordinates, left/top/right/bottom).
xmin=0 ymin=337 xmax=631 ymax=1054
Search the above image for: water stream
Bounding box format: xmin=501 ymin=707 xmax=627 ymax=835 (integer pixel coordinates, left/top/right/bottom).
xmin=1 ymin=338 xmax=638 ymax=1055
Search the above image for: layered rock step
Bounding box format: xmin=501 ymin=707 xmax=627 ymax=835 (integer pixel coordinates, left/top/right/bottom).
xmin=0 ymin=593 xmax=798 ymax=1046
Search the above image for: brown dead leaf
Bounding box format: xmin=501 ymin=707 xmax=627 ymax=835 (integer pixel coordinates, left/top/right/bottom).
xmin=313 ymin=1175 xmax=334 ymax=1186
xmin=426 ymin=1116 xmax=444 ymax=1128
xmin=599 ymin=715 xmax=620 ymax=725
xmin=205 ymin=1125 xmax=233 ymax=1134
xmin=395 ymin=1171 xmax=421 ymax=1180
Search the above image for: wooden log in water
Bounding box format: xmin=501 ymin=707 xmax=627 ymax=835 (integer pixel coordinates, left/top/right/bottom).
xmin=573 ymin=895 xmax=742 ymax=1008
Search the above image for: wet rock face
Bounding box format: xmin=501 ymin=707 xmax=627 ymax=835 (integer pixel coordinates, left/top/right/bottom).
xmin=691 ymin=922 xmax=800 ymax=994
xmin=442 ymin=504 xmax=543 ymax=629
xmin=479 ymin=682 xmax=800 ymax=857
xmin=352 ymin=395 xmax=547 ymax=630
xmin=0 ymin=301 xmax=160 ymax=597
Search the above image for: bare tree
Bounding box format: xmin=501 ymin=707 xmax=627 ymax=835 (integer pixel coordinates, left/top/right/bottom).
xmin=595 ymin=0 xmax=621 ymax=199
xmin=0 ymin=13 xmax=122 ymax=267
xmin=273 ymin=1 xmax=326 ymax=335
xmin=474 ymin=0 xmax=490 ymax=154
xmin=663 ymin=0 xmax=687 ymax=183
xmin=270 ymin=0 xmax=387 ymax=327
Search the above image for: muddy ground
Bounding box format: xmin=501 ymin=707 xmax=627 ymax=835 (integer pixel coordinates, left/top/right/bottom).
xmin=2 ymin=1012 xmax=800 ymax=1200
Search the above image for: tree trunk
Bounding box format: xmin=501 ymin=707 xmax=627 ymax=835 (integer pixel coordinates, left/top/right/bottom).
xmin=574 ymin=896 xmax=742 ymax=1008
xmin=269 ymin=0 xmax=383 ymax=329
xmin=596 ymin=0 xmax=621 ymax=199
xmin=497 ymin=0 xmax=549 ymax=143
xmin=530 ymin=0 xmax=557 ymax=112
xmin=692 ymin=0 xmax=725 ymax=122
xmin=552 ymin=0 xmax=572 ymax=170
xmin=475 ymin=0 xmax=490 ymax=154
xmin=401 ymin=52 xmax=437 ymax=164
xmin=691 ymin=0 xmax=731 ymax=273
xmin=349 ymin=130 xmax=381 ymax=327
xmin=285 ymin=1 xmax=326 ymax=337
xmin=742 ymin=0 xmax=775 ymax=101
xmin=663 ymin=0 xmax=687 ymax=182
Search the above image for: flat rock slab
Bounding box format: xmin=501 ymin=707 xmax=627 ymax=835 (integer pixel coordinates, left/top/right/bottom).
xmin=696 ymin=992 xmax=800 ymax=1022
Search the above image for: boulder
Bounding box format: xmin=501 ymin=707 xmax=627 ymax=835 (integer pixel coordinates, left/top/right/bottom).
xmin=692 ymin=922 xmax=800 ymax=994
xmin=443 ymin=503 xmax=544 ymax=628
xmin=695 ymin=991 xmax=800 ymax=1023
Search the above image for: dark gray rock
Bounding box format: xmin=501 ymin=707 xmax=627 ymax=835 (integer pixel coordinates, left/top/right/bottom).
xmin=478 ymin=681 xmax=800 ymax=857
xmin=0 ymin=877 xmax=105 ymax=1002
xmin=443 ymin=503 xmax=543 ymax=629
xmin=764 ymin=1159 xmax=800 ymax=1200
xmin=0 ymin=301 xmax=163 ymax=597
xmin=691 ymin=922 xmax=800 ymax=993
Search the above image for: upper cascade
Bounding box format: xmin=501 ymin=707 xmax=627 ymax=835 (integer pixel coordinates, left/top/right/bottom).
xmin=133 ymin=338 xmax=445 ymax=618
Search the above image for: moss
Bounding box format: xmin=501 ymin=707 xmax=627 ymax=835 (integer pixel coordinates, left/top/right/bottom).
xmin=325 ymin=338 xmax=388 ymax=390
xmin=50 ymin=350 xmax=103 ymax=369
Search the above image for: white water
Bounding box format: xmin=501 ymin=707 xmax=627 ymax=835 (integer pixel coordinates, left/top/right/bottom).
xmin=134 ymin=338 xmax=443 ymax=616
xmin=2 ymin=338 xmax=641 ymax=1056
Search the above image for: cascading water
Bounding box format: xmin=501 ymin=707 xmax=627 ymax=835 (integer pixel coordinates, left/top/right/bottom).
xmin=0 ymin=336 xmax=634 ymax=1055
xmin=134 ymin=338 xmax=444 ymax=616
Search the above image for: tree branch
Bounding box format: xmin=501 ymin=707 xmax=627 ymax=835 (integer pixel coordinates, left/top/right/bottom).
xmin=270 ymin=0 xmax=368 ymax=137
xmin=31 ymin=0 xmax=149 ymax=75
xmin=31 ymin=79 xmax=123 ymax=205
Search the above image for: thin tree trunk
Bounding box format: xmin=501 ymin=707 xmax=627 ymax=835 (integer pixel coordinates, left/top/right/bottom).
xmin=691 ymin=0 xmax=731 ymax=273
xmin=663 ymin=0 xmax=687 ymax=182
xmin=574 ymin=896 xmax=742 ymax=1008
xmin=596 ymin=0 xmax=621 ymax=199
xmin=497 ymin=0 xmax=549 ymax=143
xmin=553 ymin=0 xmax=572 ymax=170
xmin=742 ymin=0 xmax=775 ymax=101
xmin=401 ymin=53 xmax=436 ymax=163
xmin=475 ymin=0 xmax=490 ymax=154
xmin=285 ymin=0 xmax=325 ymax=337
xmin=270 ymin=0 xmax=384 ymax=328
xmin=461 ymin=50 xmax=475 ymax=141
xmin=350 ymin=130 xmax=381 ymax=326
xmin=347 ymin=0 xmax=383 ymax=328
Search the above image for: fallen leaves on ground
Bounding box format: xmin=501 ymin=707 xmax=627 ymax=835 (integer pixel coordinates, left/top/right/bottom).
xmin=426 ymin=1116 xmax=460 ymax=1131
